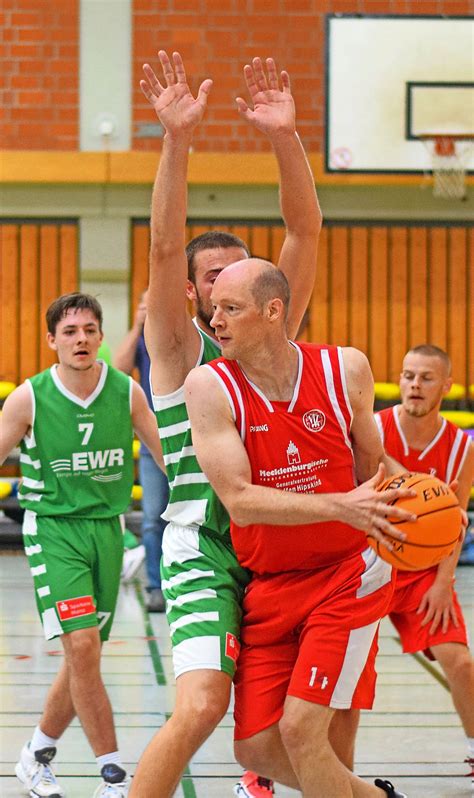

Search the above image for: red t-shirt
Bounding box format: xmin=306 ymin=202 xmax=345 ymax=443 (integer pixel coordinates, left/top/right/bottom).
xmin=375 ymin=405 xmax=471 ymax=586
xmin=206 ymin=342 xmax=367 ymax=574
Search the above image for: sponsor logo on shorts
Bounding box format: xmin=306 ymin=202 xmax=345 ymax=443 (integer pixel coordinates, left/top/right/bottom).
xmin=249 ymin=424 xmax=269 ymax=432
xmin=225 ymin=632 xmax=240 ymax=662
xmin=56 ymin=595 xmax=96 ymax=621
xmin=309 ymin=665 xmax=329 ymax=690
xmin=303 ymin=409 xmax=326 ymax=433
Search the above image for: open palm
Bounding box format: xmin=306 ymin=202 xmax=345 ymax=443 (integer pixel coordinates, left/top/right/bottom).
xmin=141 ymin=51 xmax=212 ymax=135
xmin=236 ymin=57 xmax=295 ymax=137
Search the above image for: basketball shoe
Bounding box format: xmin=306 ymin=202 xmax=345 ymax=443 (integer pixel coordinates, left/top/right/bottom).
xmin=15 ymin=742 xmax=65 ymax=797
xmin=92 ymin=764 xmax=130 ymax=797
xmin=374 ymin=778 xmax=407 ymax=797
xmin=234 ymin=770 xmax=275 ymax=796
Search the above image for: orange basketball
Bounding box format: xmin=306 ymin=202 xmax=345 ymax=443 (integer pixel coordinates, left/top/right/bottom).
xmin=367 ymin=471 xmax=462 ymax=570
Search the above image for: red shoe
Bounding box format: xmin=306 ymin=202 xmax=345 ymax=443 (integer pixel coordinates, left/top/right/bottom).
xmin=234 ymin=770 xmax=275 ymax=797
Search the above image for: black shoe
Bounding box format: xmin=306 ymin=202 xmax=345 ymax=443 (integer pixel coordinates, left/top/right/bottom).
xmin=375 ymin=779 xmax=407 ymax=798
xmin=100 ymin=763 xmax=127 ymax=784
xmin=145 ymin=588 xmax=166 ymax=613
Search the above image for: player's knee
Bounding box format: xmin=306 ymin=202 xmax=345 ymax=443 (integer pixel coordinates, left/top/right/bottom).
xmin=180 ymin=685 xmax=228 ymax=733
xmin=443 ymin=646 xmax=473 ymax=683
xmin=234 ymin=738 xmax=265 ymax=773
xmin=279 ymin=700 xmax=327 ymax=756
xmin=62 ymin=627 xmax=101 ymax=671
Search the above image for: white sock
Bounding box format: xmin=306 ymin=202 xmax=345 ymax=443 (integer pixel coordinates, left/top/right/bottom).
xmin=96 ymin=751 xmax=123 ymax=772
xmin=467 ymin=737 xmax=474 ymax=758
xmin=30 ymin=726 xmax=59 ymax=753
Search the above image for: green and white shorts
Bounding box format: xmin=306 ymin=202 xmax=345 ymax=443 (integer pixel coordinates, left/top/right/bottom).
xmin=161 ymin=522 xmax=251 ymax=678
xmin=22 ymin=509 xmax=124 ymax=642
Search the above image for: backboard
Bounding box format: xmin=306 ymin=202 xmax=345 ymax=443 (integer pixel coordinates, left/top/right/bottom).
xmin=325 ymin=15 xmax=474 ymax=173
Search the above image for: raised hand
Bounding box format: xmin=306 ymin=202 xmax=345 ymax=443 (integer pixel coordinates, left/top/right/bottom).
xmin=236 ymin=57 xmax=295 ymax=138
xmin=140 ymin=50 xmax=212 ymax=137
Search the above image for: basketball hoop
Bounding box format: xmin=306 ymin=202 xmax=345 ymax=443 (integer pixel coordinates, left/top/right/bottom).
xmin=420 ymin=134 xmax=473 ymax=200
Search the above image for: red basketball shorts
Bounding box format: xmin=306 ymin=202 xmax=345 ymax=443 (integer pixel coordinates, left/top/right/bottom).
xmin=388 ymin=568 xmax=468 ymax=661
xmin=233 ymin=547 xmax=394 ymax=740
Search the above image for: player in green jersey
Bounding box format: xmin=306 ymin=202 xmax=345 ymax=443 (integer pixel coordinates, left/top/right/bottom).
xmin=0 ymin=292 xmax=164 ymax=798
xmin=129 ymin=52 xmax=321 ymax=798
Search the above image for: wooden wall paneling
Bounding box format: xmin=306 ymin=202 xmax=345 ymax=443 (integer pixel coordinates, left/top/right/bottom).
xmin=428 ymin=227 xmax=448 ymax=350
xmin=328 ymin=226 xmax=349 ymax=346
xmin=389 ymin=227 xmax=409 ymax=381
xmin=270 ymin=225 xmax=285 ymax=267
xmin=59 ymin=225 xmax=78 ymax=296
xmin=230 ymin=225 xmax=251 ymax=251
xmin=309 ymin=226 xmax=329 ymax=345
xmin=38 ymin=225 xmax=60 ymax=375
xmin=19 ymin=225 xmax=40 ymax=382
xmin=131 ymin=225 xmax=150 ymax=322
xmin=349 ymin=226 xmax=369 ymax=356
xmin=250 ymin=226 xmax=270 ymax=259
xmin=447 ymin=227 xmax=468 ymax=386
xmin=368 ymin=227 xmax=389 ymax=381
xmin=0 ymin=226 xmax=20 ymax=383
xmin=408 ymin=227 xmax=428 ymax=348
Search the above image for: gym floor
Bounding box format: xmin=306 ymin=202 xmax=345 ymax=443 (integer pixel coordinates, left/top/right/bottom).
xmin=0 ymin=551 xmax=472 ymax=797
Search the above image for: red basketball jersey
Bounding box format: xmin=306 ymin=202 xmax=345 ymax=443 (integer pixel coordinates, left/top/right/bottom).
xmin=375 ymin=405 xmax=471 ymax=485
xmin=375 ymin=405 xmax=471 ymax=586
xmin=206 ymin=342 xmax=367 ymax=574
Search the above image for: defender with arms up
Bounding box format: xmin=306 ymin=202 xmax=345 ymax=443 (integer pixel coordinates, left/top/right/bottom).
xmin=129 ymin=51 xmax=321 ymax=798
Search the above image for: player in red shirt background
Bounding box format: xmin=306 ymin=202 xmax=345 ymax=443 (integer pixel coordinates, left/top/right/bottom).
xmin=375 ymin=345 xmax=474 ymax=783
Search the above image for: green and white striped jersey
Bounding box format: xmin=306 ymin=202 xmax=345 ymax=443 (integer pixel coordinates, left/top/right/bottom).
xmin=153 ymin=323 xmax=230 ymax=540
xmin=19 ymin=363 xmax=134 ymax=518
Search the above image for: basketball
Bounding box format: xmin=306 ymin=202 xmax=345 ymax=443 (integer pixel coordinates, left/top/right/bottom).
xmin=367 ymin=471 xmax=462 ymax=570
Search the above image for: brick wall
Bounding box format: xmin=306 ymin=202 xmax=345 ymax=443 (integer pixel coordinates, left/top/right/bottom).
xmin=0 ymin=0 xmax=79 ymax=149
xmin=132 ymin=0 xmax=474 ymax=153
xmin=1 ymin=0 xmax=472 ymax=152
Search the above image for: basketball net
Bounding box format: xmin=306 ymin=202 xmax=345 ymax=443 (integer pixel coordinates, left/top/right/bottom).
xmin=422 ymin=136 xmax=472 ymax=200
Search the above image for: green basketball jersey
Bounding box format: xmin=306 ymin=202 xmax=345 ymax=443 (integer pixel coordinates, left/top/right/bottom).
xmin=153 ymin=323 xmax=230 ymax=540
xmin=19 ymin=363 xmax=134 ymax=518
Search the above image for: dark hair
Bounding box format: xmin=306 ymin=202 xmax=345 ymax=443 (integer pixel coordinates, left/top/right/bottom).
xmin=250 ymin=260 xmax=290 ymax=320
xmin=46 ymin=292 xmax=103 ymax=334
xmin=185 ymin=231 xmax=249 ymax=281
xmin=406 ymin=344 xmax=451 ymax=375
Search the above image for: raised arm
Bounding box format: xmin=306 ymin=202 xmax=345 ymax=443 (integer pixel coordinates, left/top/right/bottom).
xmin=236 ymin=57 xmax=321 ymax=337
xmin=0 ymin=384 xmax=33 ymax=465
xmin=140 ymin=51 xmax=213 ymax=393
xmin=184 ymin=366 xmax=415 ymax=547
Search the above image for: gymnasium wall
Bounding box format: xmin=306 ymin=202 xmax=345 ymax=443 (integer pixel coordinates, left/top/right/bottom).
xmin=1 ymin=1 xmax=473 ymax=385
xmin=2 ymin=0 xmax=473 ymax=152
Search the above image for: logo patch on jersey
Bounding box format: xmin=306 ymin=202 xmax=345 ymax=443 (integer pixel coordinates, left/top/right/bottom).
xmin=56 ymin=595 xmax=96 ymax=621
xmin=287 ymin=441 xmax=301 ymax=465
xmin=303 ymin=409 xmax=326 ymax=433
xmin=49 ymin=449 xmax=125 ymax=476
xmin=225 ymin=632 xmax=240 ymax=662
